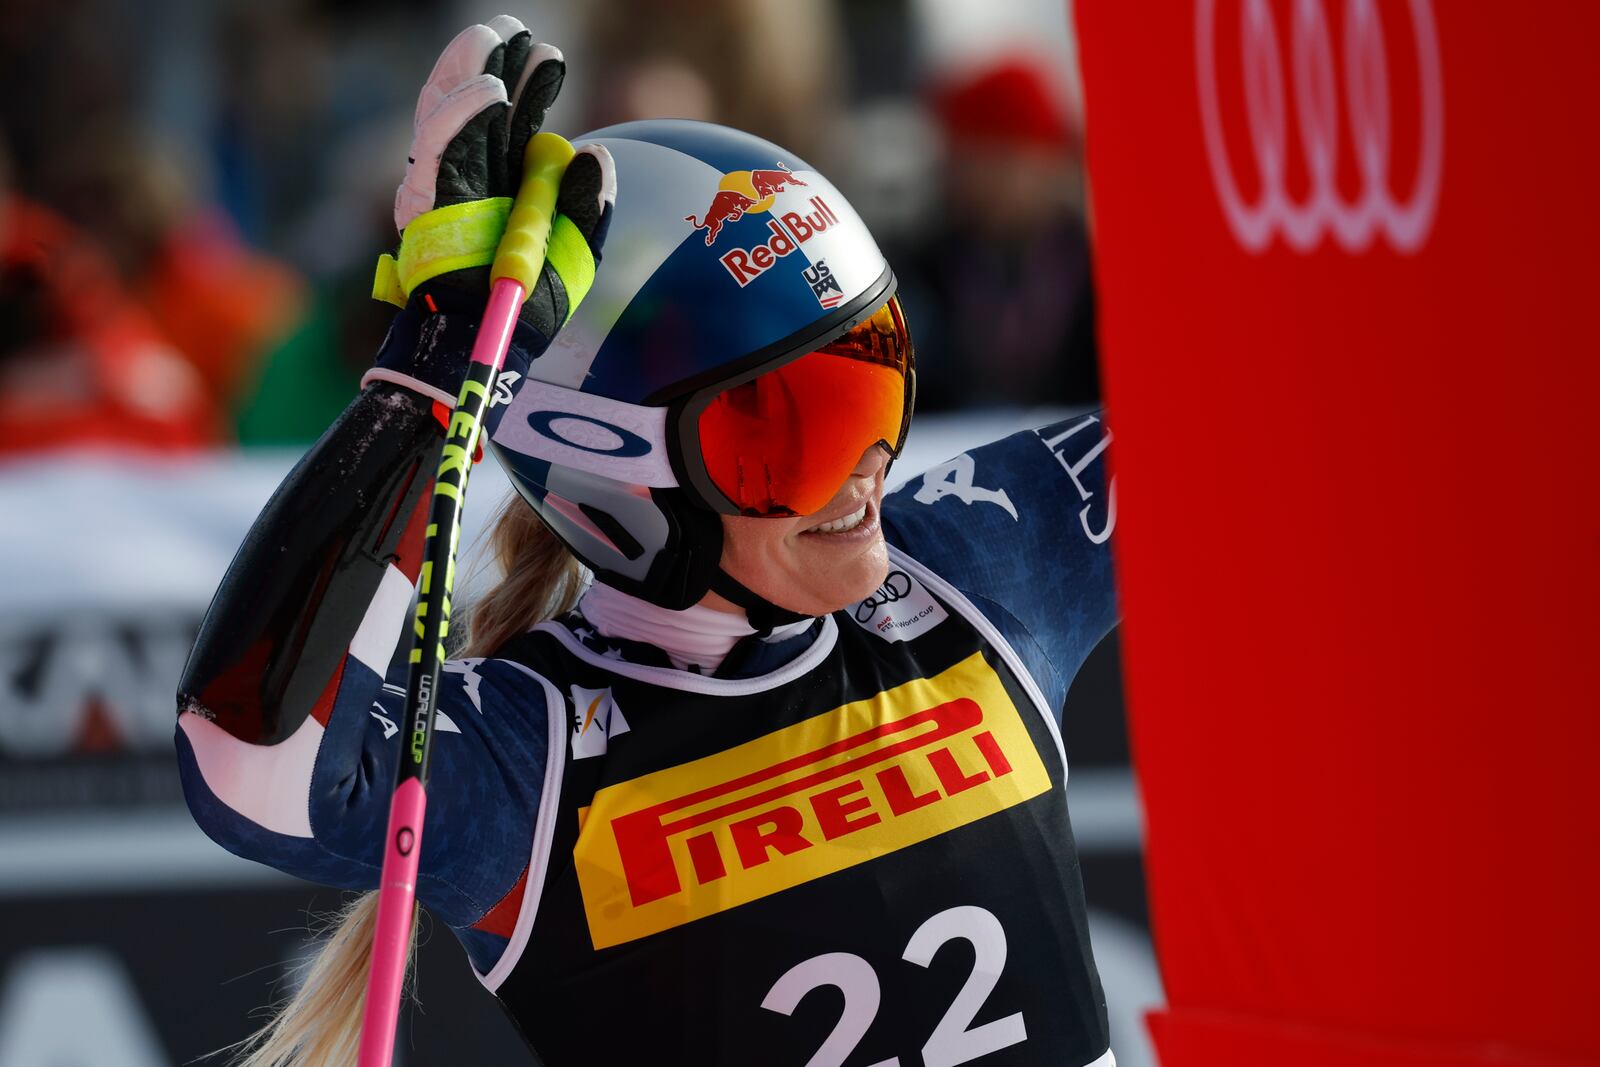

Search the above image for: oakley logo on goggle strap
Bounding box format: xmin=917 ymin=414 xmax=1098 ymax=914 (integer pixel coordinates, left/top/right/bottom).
xmin=526 ymin=411 xmax=654 ymax=458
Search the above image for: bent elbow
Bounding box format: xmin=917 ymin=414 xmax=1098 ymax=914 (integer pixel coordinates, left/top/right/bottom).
xmin=175 ymin=708 xmax=322 ymax=851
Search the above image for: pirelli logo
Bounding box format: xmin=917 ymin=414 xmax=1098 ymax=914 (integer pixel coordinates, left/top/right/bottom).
xmin=574 ymin=652 xmax=1050 ymax=947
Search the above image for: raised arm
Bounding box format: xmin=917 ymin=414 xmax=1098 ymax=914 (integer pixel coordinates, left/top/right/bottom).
xmin=178 ymin=381 xmax=437 ymax=744
xmin=173 ymin=19 xmax=613 ymax=973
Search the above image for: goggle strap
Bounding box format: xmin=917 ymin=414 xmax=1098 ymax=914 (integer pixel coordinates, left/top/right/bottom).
xmin=490 ymin=378 xmax=680 ymax=488
xmin=707 ymin=568 xmax=813 ymax=633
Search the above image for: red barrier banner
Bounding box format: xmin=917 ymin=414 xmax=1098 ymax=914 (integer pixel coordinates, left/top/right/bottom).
xmin=1074 ymin=2 xmax=1599 ymax=1064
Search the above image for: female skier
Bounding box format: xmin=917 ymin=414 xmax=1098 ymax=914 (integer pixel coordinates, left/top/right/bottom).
xmin=177 ymin=16 xmax=1118 ymax=1067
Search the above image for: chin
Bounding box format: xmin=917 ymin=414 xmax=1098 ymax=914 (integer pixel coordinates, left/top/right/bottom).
xmin=840 ymin=541 xmax=892 ymax=602
xmin=724 ymin=490 xmax=894 ymax=617
xmin=787 ymin=536 xmax=891 ymax=617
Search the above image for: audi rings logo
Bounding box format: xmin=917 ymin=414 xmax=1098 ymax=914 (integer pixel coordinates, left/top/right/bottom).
xmin=1196 ymin=0 xmax=1444 ymax=253
xmin=854 ymin=570 xmax=913 ymax=624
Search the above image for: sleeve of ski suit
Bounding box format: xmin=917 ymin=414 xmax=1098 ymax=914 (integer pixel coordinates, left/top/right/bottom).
xmin=175 ymin=316 xmax=553 ymax=974
xmin=881 ymin=411 xmax=1118 ymax=717
xmin=177 ymin=648 xmax=553 ymax=972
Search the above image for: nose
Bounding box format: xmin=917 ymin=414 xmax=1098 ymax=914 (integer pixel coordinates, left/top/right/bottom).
xmin=851 ymin=443 xmax=891 ymax=479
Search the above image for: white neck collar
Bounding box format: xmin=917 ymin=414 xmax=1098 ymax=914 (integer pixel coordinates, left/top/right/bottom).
xmin=577 ymin=582 xmax=813 ymax=673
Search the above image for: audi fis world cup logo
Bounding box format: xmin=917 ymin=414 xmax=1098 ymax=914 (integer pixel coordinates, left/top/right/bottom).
xmin=1195 ymin=0 xmax=1444 ymax=254
xmin=855 ymin=570 xmax=912 ymax=624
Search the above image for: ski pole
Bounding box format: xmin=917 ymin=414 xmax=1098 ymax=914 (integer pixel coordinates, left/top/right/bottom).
xmin=357 ymin=131 xmax=574 ymax=1067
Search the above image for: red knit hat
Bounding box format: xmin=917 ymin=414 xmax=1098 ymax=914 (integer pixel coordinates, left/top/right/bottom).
xmin=931 ymin=56 xmax=1079 ymax=153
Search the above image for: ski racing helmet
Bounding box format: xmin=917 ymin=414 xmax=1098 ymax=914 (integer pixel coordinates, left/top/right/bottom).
xmin=485 ymin=119 xmax=915 ymax=624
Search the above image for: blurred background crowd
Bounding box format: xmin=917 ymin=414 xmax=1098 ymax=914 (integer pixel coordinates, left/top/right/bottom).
xmin=0 ymin=0 xmax=1096 ymax=455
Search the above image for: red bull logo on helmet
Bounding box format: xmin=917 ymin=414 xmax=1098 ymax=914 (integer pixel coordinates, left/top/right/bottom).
xmin=684 ymin=163 xmax=808 ymax=246
xmin=685 ymin=164 xmax=844 ymax=287
xmin=716 ymin=200 xmax=842 ymax=287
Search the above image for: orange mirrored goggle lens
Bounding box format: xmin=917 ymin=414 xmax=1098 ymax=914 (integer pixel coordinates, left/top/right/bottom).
xmin=697 ymin=298 xmax=913 ymax=516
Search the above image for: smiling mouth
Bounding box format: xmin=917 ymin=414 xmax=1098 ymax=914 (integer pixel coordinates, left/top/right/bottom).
xmin=799 ymin=490 xmax=883 ymax=542
xmin=799 ymin=461 xmax=887 ymax=539
xmin=807 ymin=503 xmax=868 ymax=535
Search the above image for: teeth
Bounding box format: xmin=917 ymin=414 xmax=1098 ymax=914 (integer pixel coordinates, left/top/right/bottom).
xmin=810 ymin=504 xmax=867 ymax=534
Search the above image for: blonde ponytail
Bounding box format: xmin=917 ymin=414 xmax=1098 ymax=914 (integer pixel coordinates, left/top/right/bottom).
xmin=228 ymin=895 xmax=408 ymax=1067
xmin=229 ymin=499 xmax=582 ymax=1065
xmin=464 ymin=495 xmax=588 ymax=657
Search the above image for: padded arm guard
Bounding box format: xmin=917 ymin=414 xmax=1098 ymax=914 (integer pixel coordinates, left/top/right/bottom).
xmin=177 ymin=383 xmax=443 ymax=745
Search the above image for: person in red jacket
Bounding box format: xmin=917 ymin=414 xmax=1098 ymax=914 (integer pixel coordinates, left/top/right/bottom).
xmin=0 ymin=179 xmax=219 ymax=455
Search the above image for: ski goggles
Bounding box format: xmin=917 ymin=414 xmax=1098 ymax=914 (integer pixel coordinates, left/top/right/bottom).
xmin=678 ymin=296 xmax=915 ymax=517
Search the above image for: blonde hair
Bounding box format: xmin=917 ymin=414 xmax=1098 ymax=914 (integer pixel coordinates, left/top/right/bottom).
xmin=462 ymin=497 xmax=588 ymax=658
xmin=230 ymin=499 xmax=582 ymax=1066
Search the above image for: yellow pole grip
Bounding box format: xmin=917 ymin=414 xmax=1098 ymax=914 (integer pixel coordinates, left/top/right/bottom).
xmin=492 ymin=132 xmax=575 ymax=293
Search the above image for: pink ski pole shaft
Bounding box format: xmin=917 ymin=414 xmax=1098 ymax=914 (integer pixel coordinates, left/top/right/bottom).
xmin=357 ymin=132 xmax=574 ymax=1067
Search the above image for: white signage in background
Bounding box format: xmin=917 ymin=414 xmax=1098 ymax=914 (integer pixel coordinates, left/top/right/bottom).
xmin=0 ymin=949 xmax=170 ymax=1066
xmin=1195 ymin=0 xmax=1445 ymax=254
xmin=0 ymin=616 xmax=195 ymax=758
